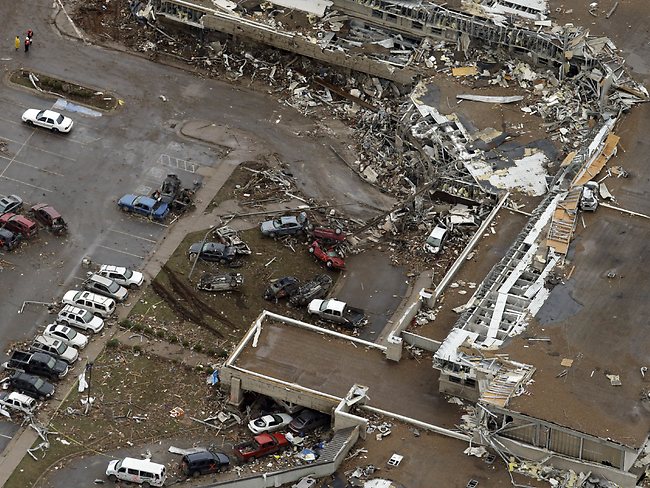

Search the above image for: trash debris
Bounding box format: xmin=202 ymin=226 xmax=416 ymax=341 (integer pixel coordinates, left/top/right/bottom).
xmin=387 ymin=454 xmax=403 ymax=467
xmin=606 ymin=374 xmax=622 ymax=386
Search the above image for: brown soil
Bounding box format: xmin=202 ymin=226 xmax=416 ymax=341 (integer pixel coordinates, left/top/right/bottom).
xmin=9 ymin=69 xmax=118 ymax=111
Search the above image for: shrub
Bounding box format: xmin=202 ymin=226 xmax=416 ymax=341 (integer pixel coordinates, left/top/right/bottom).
xmin=106 ymin=339 xmax=119 ymax=349
xmin=194 ymin=344 xmax=204 ymax=353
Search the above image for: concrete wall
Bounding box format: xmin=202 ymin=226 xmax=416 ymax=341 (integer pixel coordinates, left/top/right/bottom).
xmin=200 ymin=12 xmax=416 ymax=84
xmin=401 ymin=331 xmax=441 ymax=352
xmin=438 ymin=373 xmax=479 ymax=402
xmin=221 ymin=365 xmax=340 ymax=414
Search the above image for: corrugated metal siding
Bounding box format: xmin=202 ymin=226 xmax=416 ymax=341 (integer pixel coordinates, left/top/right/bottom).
xmin=549 ymin=428 xmax=582 ymax=458
xmin=582 ymin=438 xmax=622 ymax=468
xmin=501 ymin=422 xmax=536 ymax=444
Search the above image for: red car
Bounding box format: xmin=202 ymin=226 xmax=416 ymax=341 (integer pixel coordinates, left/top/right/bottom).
xmin=30 ymin=204 xmax=67 ymax=235
xmin=0 ymin=212 xmax=37 ymax=238
xmin=311 ymin=227 xmax=345 ymax=243
xmin=309 ymin=240 xmax=345 ymax=269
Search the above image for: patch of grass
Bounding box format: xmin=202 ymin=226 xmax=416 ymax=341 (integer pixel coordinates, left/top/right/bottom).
xmin=6 ymin=348 xmax=216 ymax=488
xmin=106 ymin=338 xmax=119 ymax=349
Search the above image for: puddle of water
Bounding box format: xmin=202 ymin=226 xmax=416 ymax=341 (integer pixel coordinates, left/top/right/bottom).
xmin=535 ymin=281 xmax=583 ymax=325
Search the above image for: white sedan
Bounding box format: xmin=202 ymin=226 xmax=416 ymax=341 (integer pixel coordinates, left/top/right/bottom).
xmin=247 ymin=413 xmax=293 ymax=434
xmin=21 ymin=109 xmax=73 ymax=133
xmin=44 ymin=323 xmax=88 ymax=349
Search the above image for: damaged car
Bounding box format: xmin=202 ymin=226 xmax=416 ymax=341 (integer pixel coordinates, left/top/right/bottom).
xmin=289 ymin=274 xmax=333 ymax=307
xmin=29 ymin=203 xmax=67 ymax=235
xmin=260 ymin=212 xmax=307 ymax=238
xmin=197 ymin=272 xmax=244 ymax=292
xmin=264 ymin=276 xmax=300 ymax=301
xmin=309 ymin=240 xmax=345 ymax=270
xmin=188 ymin=242 xmax=237 ymax=263
xmin=0 ymin=228 xmax=21 ymax=251
xmin=118 ymin=194 xmax=169 ymax=221
xmin=580 ymin=181 xmax=599 ymax=212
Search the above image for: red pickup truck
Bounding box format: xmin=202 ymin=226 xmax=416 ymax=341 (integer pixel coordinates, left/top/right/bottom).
xmin=234 ymin=432 xmax=289 ymax=462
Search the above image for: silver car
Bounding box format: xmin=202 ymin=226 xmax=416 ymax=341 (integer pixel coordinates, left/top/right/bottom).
xmin=83 ymin=273 xmax=128 ymax=302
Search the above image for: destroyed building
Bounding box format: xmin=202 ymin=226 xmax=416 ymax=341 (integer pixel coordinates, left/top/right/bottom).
xmin=119 ymin=0 xmax=650 ymax=486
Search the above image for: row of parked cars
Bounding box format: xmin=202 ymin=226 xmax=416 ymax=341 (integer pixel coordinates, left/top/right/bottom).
xmin=0 ymin=194 xmax=68 ymax=250
xmin=0 ymin=264 xmax=144 ymax=416
xmin=103 ymin=408 xmax=330 ymax=486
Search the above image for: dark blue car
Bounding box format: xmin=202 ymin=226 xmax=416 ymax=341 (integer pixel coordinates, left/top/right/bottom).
xmin=118 ymin=194 xmax=169 ymax=221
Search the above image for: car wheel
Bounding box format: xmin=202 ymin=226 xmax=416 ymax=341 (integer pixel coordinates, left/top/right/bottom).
xmin=52 ymin=127 xmax=59 ymax=133
xmin=326 ymin=260 xmax=333 ymax=268
xmin=119 ymin=205 xmax=128 ymax=212
xmin=308 ymin=247 xmax=315 ymax=254
xmin=142 ymin=482 xmax=151 ymax=488
xmin=192 ymin=471 xmax=200 ymax=478
xmin=108 ymin=475 xmax=117 ymax=483
xmin=189 ymin=253 xmax=198 ymax=261
xmin=219 ymin=259 xmax=226 ymax=265
xmin=335 ymin=228 xmax=342 ymax=235
xmin=269 ymin=232 xmax=276 ymax=238
xmin=26 ymin=120 xmax=34 ymax=126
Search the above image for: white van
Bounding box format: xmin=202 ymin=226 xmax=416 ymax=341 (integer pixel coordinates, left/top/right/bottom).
xmin=106 ymin=457 xmax=166 ymax=487
xmin=62 ymin=290 xmax=116 ymax=318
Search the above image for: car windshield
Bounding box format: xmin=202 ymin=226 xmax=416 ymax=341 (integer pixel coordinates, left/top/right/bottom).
xmin=81 ymin=310 xmax=93 ymax=322
xmin=122 ymin=269 xmax=133 ymax=279
xmin=36 ymin=110 xmax=44 ymax=118
xmin=66 ymin=328 xmax=77 ymax=339
xmin=45 ymin=357 xmax=56 ymax=368
xmin=107 ymin=281 xmax=120 ymax=293
xmin=55 ymin=342 xmax=66 ymax=354
xmin=56 ymin=114 xmax=65 ymax=124
xmin=152 ymin=201 xmax=165 ymax=211
xmin=33 ymin=377 xmax=44 ymax=388
xmin=272 ymin=219 xmax=282 ymax=227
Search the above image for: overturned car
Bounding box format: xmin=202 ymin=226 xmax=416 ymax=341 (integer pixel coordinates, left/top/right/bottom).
xmin=198 ymin=273 xmax=244 ymax=292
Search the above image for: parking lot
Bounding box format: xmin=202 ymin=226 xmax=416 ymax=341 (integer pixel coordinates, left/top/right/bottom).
xmin=0 ymin=86 xmax=221 ymax=357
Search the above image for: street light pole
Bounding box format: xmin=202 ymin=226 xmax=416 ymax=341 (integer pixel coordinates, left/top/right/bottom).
xmin=188 ymin=225 xmax=214 ymax=281
xmin=85 ymin=361 xmax=93 ymax=415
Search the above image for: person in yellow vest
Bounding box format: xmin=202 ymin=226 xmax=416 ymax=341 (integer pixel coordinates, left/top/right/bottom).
xmin=15 ymin=35 xmax=20 ymax=51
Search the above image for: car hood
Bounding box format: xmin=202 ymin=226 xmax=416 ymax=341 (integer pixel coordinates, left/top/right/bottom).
xmin=189 ymin=242 xmax=204 ymax=253
xmin=42 ymin=381 xmax=55 ymax=396
xmin=129 ymin=271 xmax=144 ymax=286
xmin=22 ymin=109 xmax=40 ymax=120
xmin=307 ymin=299 xmax=324 ymax=314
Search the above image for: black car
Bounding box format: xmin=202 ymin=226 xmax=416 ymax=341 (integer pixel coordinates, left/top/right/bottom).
xmin=0 ymin=228 xmax=20 ymax=251
xmin=188 ymin=242 xmax=237 ymax=263
xmin=180 ymin=451 xmax=230 ymax=477
xmin=3 ymin=350 xmax=69 ymax=381
xmin=289 ymin=274 xmax=333 ymax=307
xmin=9 ymin=372 xmax=55 ymax=400
xmin=264 ymin=276 xmax=300 ymax=301
xmin=288 ymin=409 xmax=330 ymax=435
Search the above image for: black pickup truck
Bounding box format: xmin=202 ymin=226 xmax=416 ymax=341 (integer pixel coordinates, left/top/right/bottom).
xmin=2 ymin=350 xmax=69 ymax=380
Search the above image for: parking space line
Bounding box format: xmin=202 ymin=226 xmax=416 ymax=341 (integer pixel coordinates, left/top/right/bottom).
xmin=109 ymin=228 xmax=157 ymax=244
xmin=0 ymin=131 xmax=34 ymax=179
xmin=0 ymin=176 xmax=52 ymax=192
xmin=97 ymin=245 xmax=145 ymax=260
xmin=0 ymin=135 xmax=77 ymax=162
xmin=0 ymin=153 xmax=64 ymax=177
